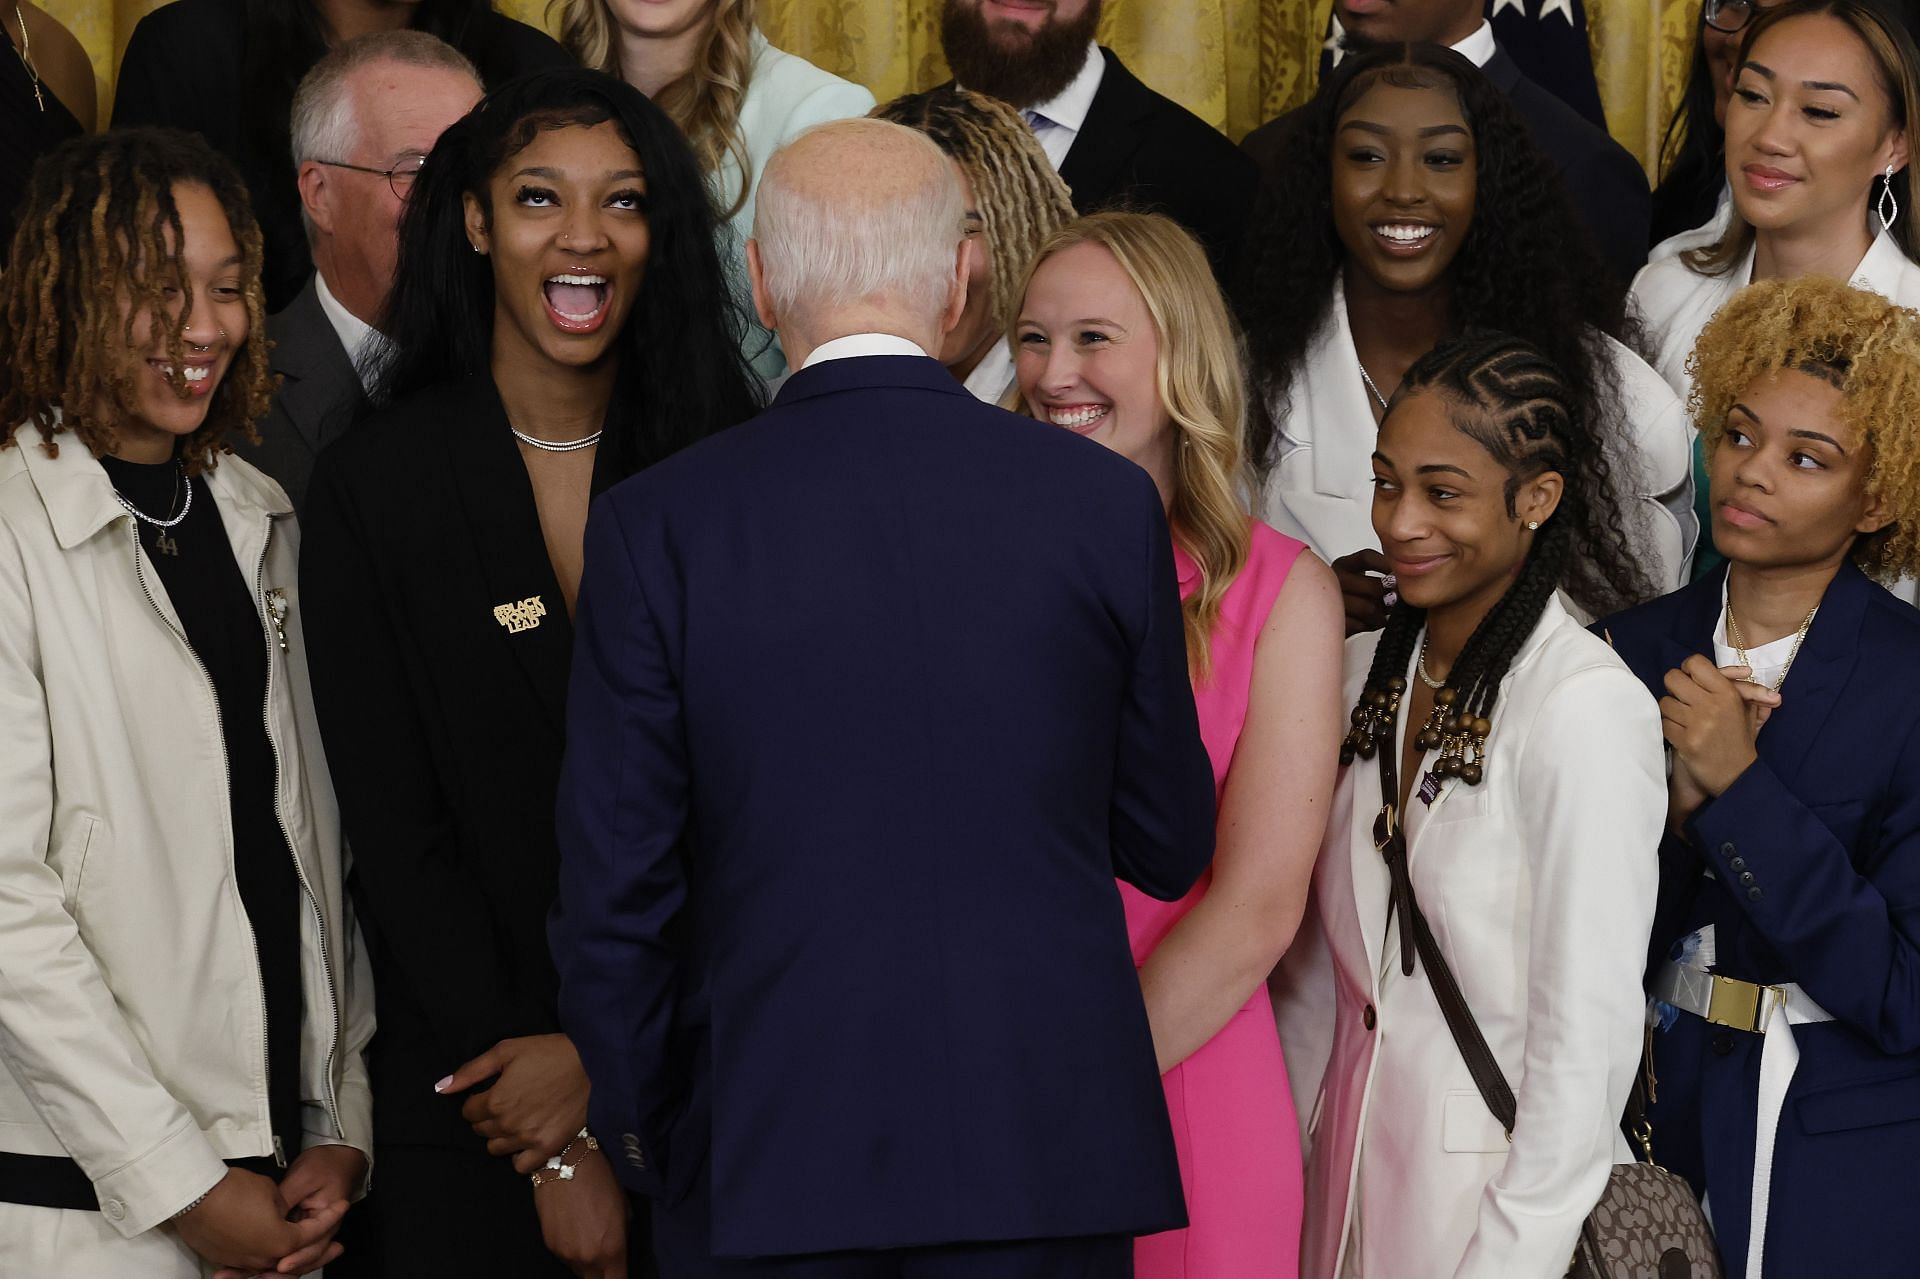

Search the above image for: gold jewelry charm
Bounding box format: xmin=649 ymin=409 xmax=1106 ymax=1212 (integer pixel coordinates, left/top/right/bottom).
xmin=493 ymin=595 xmax=547 ymax=634
xmin=1726 ymin=600 xmax=1818 ymax=692
xmin=531 ymin=1128 xmax=600 ymax=1188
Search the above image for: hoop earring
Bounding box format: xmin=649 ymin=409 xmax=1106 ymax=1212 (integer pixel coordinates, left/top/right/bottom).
xmin=1880 ymin=163 xmax=1900 ymax=233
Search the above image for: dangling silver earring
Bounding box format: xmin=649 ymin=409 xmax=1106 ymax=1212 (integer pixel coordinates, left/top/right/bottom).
xmin=1880 ymin=163 xmax=1900 ymax=233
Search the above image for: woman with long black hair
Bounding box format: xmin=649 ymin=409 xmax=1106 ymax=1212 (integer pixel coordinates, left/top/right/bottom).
xmin=299 ymin=69 xmax=759 ymax=1277
xmin=1237 ymin=44 xmax=1695 ymax=635
xmin=1280 ymin=331 xmax=1666 ymax=1278
xmin=113 ymin=0 xmax=570 ymax=309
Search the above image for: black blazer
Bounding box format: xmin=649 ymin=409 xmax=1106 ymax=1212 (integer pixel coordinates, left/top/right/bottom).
xmin=111 ymin=0 xmax=573 ymax=310
xmin=299 ymin=376 xmax=616 ymax=1150
xmin=551 ymin=354 xmax=1217 ymax=1257
xmin=235 ymin=277 xmax=366 ymax=511
xmin=1058 ymin=48 xmax=1258 ymax=283
xmin=1241 ymin=43 xmax=1651 ymax=286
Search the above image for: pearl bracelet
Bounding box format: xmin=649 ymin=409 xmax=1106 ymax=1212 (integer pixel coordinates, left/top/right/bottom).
xmin=529 ymin=1128 xmax=599 ymax=1188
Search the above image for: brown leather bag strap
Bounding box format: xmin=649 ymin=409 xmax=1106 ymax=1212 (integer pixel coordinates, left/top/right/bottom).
xmin=1376 ymin=741 xmax=1518 ymax=1135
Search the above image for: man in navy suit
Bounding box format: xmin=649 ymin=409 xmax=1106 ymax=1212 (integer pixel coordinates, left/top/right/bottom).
xmin=550 ymin=118 xmax=1217 ymax=1277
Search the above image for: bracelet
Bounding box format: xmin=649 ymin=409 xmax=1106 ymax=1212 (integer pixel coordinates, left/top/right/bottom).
xmin=171 ymin=1190 xmax=211 ymax=1220
xmin=529 ymin=1128 xmax=599 ymax=1188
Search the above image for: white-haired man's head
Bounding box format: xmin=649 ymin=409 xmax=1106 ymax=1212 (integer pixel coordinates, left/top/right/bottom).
xmin=747 ymin=119 xmax=972 ymax=365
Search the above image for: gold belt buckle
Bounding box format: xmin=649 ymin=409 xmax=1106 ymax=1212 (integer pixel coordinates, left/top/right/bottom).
xmin=1704 ymin=974 xmax=1777 ymax=1033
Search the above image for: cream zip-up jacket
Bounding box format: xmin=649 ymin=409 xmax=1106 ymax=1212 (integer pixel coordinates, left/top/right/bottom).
xmin=0 ymin=421 xmax=373 ymax=1238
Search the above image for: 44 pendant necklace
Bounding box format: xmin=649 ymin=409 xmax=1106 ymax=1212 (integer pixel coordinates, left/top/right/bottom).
xmin=112 ymin=462 xmax=189 ymax=557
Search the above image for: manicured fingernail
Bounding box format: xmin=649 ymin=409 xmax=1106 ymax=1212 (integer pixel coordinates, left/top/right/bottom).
xmin=433 ymin=1076 xmax=453 ymax=1093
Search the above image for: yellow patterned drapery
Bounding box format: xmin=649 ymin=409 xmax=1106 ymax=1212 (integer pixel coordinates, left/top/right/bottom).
xmin=57 ymin=0 xmax=1699 ymax=176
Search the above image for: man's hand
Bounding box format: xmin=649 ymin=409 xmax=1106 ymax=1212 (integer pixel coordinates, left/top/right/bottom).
xmin=208 ymin=1144 xmax=368 ymax=1277
xmin=173 ymin=1167 xmax=336 ymax=1275
xmin=440 ymin=1033 xmax=590 ymax=1172
xmin=532 ymin=1146 xmax=629 ymax=1278
xmin=1330 ymin=549 xmax=1391 ymax=637
xmin=1660 ymin=658 xmax=1780 ymax=797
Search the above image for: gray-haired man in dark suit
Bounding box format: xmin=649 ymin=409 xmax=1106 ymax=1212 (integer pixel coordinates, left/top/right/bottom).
xmin=241 ymin=31 xmax=480 ymax=507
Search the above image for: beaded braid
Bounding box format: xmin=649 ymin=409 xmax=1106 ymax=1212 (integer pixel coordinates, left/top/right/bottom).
xmin=1340 ymin=332 xmax=1649 ymax=786
xmin=0 ymin=129 xmax=273 ymax=475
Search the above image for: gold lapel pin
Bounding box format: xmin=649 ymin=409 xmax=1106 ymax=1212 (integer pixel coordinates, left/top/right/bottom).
xmin=493 ymin=595 xmax=547 ymax=634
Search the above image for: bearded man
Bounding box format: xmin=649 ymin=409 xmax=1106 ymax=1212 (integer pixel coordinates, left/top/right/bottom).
xmin=940 ymin=0 xmax=1256 ymax=282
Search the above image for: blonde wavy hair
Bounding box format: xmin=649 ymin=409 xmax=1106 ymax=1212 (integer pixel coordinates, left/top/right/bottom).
xmin=1688 ymin=274 xmax=1920 ymax=579
xmin=551 ymin=0 xmax=758 ymax=216
xmin=1014 ymin=212 xmax=1252 ymax=682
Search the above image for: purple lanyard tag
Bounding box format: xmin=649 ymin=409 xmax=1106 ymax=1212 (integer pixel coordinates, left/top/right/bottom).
xmin=1417 ymin=771 xmax=1443 ymax=806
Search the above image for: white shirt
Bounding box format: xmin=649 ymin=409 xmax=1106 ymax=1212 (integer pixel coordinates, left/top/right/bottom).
xmin=1713 ymin=577 xmax=1803 ymax=691
xmin=1328 ymin=18 xmax=1496 ymax=68
xmin=313 ymin=273 xmax=385 ymax=393
xmin=1007 ymin=42 xmax=1106 ymax=171
xmin=960 ymin=337 xmax=1018 ymax=407
xmin=799 ymin=333 xmax=930 ymax=369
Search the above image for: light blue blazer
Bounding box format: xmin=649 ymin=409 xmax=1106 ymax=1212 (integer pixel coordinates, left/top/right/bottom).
xmin=714 ymin=33 xmax=875 ymax=380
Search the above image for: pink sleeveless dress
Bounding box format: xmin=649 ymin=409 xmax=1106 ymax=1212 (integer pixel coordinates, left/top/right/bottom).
xmin=1126 ymin=518 xmax=1306 ymax=1279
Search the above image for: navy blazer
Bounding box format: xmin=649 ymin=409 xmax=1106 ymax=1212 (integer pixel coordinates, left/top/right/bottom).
xmin=551 ymin=355 xmax=1216 ymax=1258
xmin=1597 ymin=562 xmax=1920 ymax=1275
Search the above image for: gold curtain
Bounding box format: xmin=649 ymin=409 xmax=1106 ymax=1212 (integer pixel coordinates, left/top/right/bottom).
xmin=63 ymin=0 xmax=1699 ymax=174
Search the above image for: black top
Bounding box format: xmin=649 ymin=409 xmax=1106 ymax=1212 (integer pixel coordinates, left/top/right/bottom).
xmin=111 ymin=0 xmax=574 ymax=310
xmin=299 ymin=377 xmax=617 ymax=1149
xmin=100 ymin=453 xmax=303 ymax=1159
xmin=0 ymin=38 xmax=83 ymax=267
xmin=1050 ymin=48 xmax=1259 ymax=285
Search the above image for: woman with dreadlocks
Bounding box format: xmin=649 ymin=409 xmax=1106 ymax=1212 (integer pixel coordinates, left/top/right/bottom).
xmin=875 ymin=85 xmax=1076 ymax=406
xmin=1284 ymin=331 xmax=1665 ymax=1279
xmin=0 ymin=128 xmax=372 ymax=1277
xmin=1599 ymin=276 xmax=1920 ymax=1278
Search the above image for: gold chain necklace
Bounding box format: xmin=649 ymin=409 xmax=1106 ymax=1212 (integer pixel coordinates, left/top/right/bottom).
xmin=1726 ymin=599 xmax=1819 ymax=692
xmin=12 ymin=4 xmax=42 ymax=113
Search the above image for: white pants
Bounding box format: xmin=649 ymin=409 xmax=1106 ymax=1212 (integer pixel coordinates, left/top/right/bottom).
xmin=0 ymin=1201 xmax=208 ymax=1278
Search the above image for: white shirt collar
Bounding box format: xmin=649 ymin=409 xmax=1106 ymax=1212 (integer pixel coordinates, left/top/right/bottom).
xmin=799 ymin=333 xmax=930 ymax=369
xmin=959 ymin=336 xmax=1018 ymax=406
xmin=1328 ymin=18 xmax=1496 ymax=68
xmin=1024 ymin=41 xmax=1105 ymax=134
xmin=313 ymin=273 xmax=383 ymax=393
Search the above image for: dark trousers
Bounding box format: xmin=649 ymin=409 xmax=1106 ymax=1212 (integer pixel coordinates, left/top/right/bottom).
xmin=327 ymin=1143 xmax=656 ymax=1278
xmin=653 ymin=1185 xmax=1131 ymax=1279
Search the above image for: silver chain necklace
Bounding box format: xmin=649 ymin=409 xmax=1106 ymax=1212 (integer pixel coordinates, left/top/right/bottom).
xmin=112 ymin=462 xmax=191 ymax=529
xmin=1358 ymin=360 xmax=1389 ymax=413
xmin=511 ymin=425 xmax=602 ymax=453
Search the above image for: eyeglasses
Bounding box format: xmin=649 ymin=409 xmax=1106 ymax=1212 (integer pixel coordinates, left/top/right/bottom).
xmin=312 ymin=154 xmax=427 ymax=200
xmin=1704 ymin=0 xmax=1756 ymax=33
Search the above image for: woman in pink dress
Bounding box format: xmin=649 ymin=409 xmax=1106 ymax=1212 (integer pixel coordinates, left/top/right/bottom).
xmin=1013 ymin=211 xmax=1345 ymax=1278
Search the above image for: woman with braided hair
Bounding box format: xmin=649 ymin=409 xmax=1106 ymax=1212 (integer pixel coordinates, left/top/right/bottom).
xmin=0 ymin=127 xmax=373 ymax=1276
xmin=1238 ymin=42 xmax=1696 ymax=637
xmin=1280 ymin=330 xmax=1666 ymax=1278
xmin=1599 ymin=275 xmax=1920 ymax=1278
xmin=875 ymin=84 xmax=1076 ymax=405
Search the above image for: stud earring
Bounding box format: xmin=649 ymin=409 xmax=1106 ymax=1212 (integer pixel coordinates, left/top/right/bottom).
xmin=1526 ymin=520 xmax=1540 ymax=530
xmin=1880 ymin=163 xmax=1901 ymax=233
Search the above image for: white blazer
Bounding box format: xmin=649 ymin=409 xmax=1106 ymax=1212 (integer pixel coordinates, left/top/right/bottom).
xmin=1633 ymin=224 xmax=1920 ymax=398
xmin=1255 ymin=285 xmax=1697 ymax=592
xmin=1282 ymin=598 xmax=1663 ymax=1279
xmin=712 ymin=32 xmax=876 ymax=380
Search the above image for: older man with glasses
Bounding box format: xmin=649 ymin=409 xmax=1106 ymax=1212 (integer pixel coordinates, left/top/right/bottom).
xmin=238 ymin=31 xmax=482 ymax=508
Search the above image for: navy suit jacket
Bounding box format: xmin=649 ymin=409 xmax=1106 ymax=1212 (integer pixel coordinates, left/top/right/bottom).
xmin=1597 ymin=562 xmax=1920 ymax=1275
xmin=551 ymin=355 xmax=1216 ymax=1258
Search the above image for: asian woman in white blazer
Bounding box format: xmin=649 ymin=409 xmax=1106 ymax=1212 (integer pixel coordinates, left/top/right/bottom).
xmin=555 ymin=0 xmax=876 ymax=380
xmin=1632 ymin=0 xmax=1920 ymax=584
xmin=1283 ymin=330 xmax=1665 ymax=1279
xmin=1239 ymin=45 xmax=1695 ymax=637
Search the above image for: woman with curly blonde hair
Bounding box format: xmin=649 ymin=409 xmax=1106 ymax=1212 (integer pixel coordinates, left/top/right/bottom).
xmin=1013 ymin=210 xmax=1343 ymax=1276
xmin=1598 ymin=274 xmax=1920 ymax=1278
xmin=874 ymin=85 xmax=1075 ymax=404
xmin=552 ymin=0 xmax=872 ymax=379
xmin=0 ymin=128 xmax=373 ymax=1278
